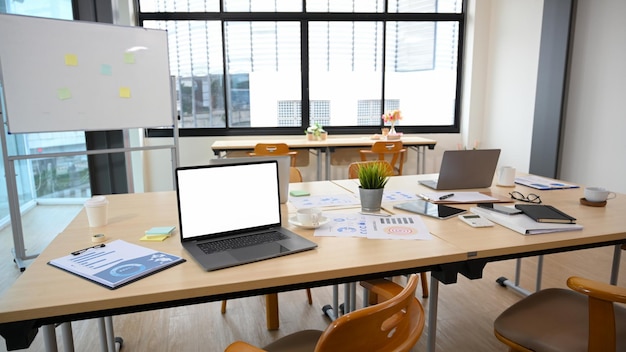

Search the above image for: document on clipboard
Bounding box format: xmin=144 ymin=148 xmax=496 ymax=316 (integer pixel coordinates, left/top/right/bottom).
xmin=48 ymin=239 xmax=185 ymax=289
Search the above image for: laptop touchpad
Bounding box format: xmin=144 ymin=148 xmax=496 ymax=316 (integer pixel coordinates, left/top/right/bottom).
xmin=231 ymin=243 xmax=290 ymax=261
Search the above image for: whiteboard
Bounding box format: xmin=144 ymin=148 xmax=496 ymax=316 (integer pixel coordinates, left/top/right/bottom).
xmin=0 ymin=13 xmax=173 ymax=133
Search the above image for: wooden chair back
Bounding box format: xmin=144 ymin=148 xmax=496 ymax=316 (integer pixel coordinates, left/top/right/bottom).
xmin=348 ymin=161 xmax=394 ymax=180
xmin=289 ymin=167 xmax=303 ymax=183
xmin=249 ymin=143 xmax=298 ymax=167
xmin=315 ymin=274 xmax=425 ymax=352
xmin=359 ymin=141 xmax=406 ymax=175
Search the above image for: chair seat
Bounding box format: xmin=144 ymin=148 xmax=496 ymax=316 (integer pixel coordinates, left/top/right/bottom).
xmin=495 ymin=288 xmax=626 ymax=352
xmin=263 ymin=329 xmax=323 ymax=352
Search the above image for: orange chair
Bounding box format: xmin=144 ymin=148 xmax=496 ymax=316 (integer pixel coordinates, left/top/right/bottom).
xmin=359 ymin=141 xmax=406 ymax=175
xmin=224 ymin=274 xmax=425 ymax=352
xmin=494 ymin=276 xmax=626 ymax=351
xmin=289 ymin=167 xmax=303 ymax=183
xmin=347 ymin=161 xmax=429 ymax=298
xmin=248 ymin=143 xmax=298 ymax=167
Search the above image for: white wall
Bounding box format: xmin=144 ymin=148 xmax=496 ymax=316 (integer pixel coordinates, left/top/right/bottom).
xmin=560 ymin=0 xmax=626 ymax=193
xmin=468 ymin=0 xmax=543 ymax=173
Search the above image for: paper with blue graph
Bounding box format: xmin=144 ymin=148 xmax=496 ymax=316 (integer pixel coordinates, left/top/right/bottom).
xmin=48 ymin=239 xmax=185 ymax=289
xmin=313 ymin=213 xmax=432 ymax=240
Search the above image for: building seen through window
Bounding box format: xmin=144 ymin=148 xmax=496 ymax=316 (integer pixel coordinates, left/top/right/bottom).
xmin=139 ymin=0 xmax=464 ymax=135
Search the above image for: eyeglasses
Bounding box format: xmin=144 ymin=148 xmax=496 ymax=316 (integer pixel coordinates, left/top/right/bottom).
xmin=509 ymin=191 xmax=542 ymax=204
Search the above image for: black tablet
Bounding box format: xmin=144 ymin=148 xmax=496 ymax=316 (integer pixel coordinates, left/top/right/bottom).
xmin=393 ymin=199 xmax=466 ymax=219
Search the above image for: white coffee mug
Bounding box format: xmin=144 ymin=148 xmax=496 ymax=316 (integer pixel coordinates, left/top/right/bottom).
xmin=497 ymin=166 xmax=516 ymax=187
xmin=296 ymin=208 xmax=322 ymax=227
xmin=584 ymin=187 xmax=617 ymax=203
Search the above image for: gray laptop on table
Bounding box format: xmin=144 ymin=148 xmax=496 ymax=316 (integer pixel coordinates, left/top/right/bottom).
xmin=175 ymin=160 xmax=317 ymax=271
xmin=209 ymin=156 xmax=291 ymax=204
xmin=419 ymin=149 xmax=501 ymax=190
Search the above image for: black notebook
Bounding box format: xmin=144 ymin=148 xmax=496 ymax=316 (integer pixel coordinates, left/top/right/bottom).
xmin=514 ymin=204 xmax=577 ymax=224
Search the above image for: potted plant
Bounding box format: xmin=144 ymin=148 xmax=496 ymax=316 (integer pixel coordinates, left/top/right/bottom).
xmin=357 ymin=162 xmax=391 ymax=213
xmin=305 ymin=122 xmax=328 ymax=141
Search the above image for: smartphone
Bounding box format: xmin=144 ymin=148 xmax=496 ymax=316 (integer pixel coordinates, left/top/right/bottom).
xmin=477 ymin=203 xmax=523 ymax=215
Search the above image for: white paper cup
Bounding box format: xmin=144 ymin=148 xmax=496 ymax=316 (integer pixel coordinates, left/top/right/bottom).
xmin=497 ymin=166 xmax=516 ymax=187
xmin=84 ymin=196 xmax=109 ymax=227
xmin=296 ymin=208 xmax=322 ymax=227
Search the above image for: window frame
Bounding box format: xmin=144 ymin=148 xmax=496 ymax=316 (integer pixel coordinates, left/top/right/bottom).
xmin=138 ymin=6 xmax=466 ymax=138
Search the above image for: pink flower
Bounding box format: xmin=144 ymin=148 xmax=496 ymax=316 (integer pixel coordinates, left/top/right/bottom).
xmin=382 ymin=110 xmax=403 ymax=124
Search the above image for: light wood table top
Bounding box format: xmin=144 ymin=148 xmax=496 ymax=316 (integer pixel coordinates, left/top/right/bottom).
xmin=2 ymin=173 xmax=625 ymax=350
xmin=334 ymin=174 xmax=626 ymax=262
xmin=211 ymin=135 xmax=437 ymax=153
xmin=0 ymin=180 xmax=463 ymax=326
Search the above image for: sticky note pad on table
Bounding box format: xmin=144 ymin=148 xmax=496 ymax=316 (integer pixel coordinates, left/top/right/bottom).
xmin=145 ymin=226 xmax=175 ymax=236
xmin=140 ymin=234 xmax=169 ymax=242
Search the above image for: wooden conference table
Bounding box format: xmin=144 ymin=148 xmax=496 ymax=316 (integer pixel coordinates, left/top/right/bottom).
xmin=211 ymin=135 xmax=437 ymax=180
xmin=1 ymin=174 xmax=625 ymax=352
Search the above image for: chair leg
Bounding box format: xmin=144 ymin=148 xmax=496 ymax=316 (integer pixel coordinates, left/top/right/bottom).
xmin=306 ymin=288 xmax=313 ymax=305
xmin=420 ymin=272 xmax=429 ymax=298
xmin=221 ymin=300 xmax=227 ymax=314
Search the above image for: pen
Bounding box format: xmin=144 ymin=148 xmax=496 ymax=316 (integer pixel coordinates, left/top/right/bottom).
xmin=71 ymin=243 xmax=106 ymax=256
xmin=360 ymin=211 xmax=391 ymax=217
xmin=417 ymin=194 xmax=431 ymax=201
xmin=439 ymin=193 xmax=455 ymax=200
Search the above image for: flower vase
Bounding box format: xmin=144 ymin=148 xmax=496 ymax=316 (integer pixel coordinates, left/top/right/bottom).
xmin=386 ymin=125 xmax=401 ymax=140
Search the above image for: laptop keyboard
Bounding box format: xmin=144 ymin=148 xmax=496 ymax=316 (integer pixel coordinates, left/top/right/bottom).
xmin=197 ymin=231 xmax=289 ymax=254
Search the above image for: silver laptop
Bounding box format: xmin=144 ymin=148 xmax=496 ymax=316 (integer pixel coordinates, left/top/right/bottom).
xmin=419 ymin=149 xmax=501 ymax=190
xmin=210 ymin=156 xmax=290 ymax=203
xmin=175 ymin=160 xmax=317 ymax=271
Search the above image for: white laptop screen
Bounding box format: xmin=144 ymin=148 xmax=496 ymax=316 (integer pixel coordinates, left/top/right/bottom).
xmin=176 ymin=161 xmax=281 ymax=240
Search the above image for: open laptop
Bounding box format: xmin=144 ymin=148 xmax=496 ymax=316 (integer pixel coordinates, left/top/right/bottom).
xmin=175 ymin=160 xmax=317 ymax=271
xmin=209 ymin=156 xmax=290 ymax=204
xmin=419 ymin=149 xmax=501 ymax=190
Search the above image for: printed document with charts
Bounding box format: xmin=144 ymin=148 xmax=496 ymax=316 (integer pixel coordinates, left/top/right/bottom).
xmin=48 ymin=239 xmax=185 ymax=289
xmin=313 ymin=213 xmax=433 ymax=240
xmin=471 ymin=207 xmax=583 ymax=235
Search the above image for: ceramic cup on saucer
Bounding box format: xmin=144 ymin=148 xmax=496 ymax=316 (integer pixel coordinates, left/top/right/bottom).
xmin=296 ymin=208 xmax=322 ymax=227
xmin=584 ymin=187 xmax=616 ymax=203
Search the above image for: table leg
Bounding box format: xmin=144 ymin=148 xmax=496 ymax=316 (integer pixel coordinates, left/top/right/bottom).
xmin=611 ymin=244 xmax=622 ymax=285
xmin=265 ymin=293 xmax=279 ymax=330
xmin=97 ymin=318 xmax=108 ymax=352
xmin=104 ymin=316 xmax=116 ymax=352
xmin=325 ymin=147 xmax=331 ymax=180
xmin=60 ymin=322 xmax=74 ymax=352
xmin=427 ymin=275 xmax=439 ymax=352
xmin=42 ymin=324 xmax=58 ymax=352
xmin=316 ymin=149 xmax=322 ymax=181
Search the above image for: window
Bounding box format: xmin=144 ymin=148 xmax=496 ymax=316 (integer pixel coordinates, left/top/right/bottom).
xmin=139 ymin=0 xmax=464 ymax=136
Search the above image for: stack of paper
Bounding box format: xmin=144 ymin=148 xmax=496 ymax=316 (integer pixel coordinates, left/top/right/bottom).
xmin=470 ymin=207 xmax=583 ymax=235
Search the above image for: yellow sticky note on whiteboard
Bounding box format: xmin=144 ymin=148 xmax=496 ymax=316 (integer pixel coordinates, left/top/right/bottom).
xmin=123 ymin=52 xmax=135 ymax=64
xmin=119 ymin=87 xmax=131 ymax=98
xmin=65 ymin=54 xmax=78 ymax=66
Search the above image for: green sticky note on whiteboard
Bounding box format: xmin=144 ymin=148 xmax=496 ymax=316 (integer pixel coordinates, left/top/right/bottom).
xmin=57 ymin=88 xmax=71 ymax=100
